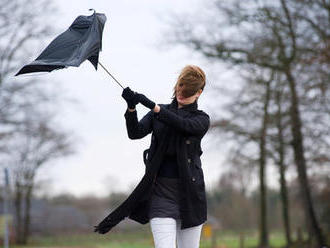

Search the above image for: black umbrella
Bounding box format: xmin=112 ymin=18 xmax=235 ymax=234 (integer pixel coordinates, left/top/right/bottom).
xmin=15 ymin=10 xmax=124 ymax=89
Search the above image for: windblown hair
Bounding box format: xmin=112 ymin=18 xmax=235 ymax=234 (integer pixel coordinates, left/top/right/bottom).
xmin=172 ymin=65 xmax=206 ymax=99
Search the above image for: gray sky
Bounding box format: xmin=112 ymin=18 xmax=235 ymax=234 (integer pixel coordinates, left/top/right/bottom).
xmin=34 ymin=0 xmax=230 ymax=197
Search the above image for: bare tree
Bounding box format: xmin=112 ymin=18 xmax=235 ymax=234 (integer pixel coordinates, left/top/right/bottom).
xmin=1 ymin=108 xmax=74 ymax=244
xmin=209 ymin=65 xmax=279 ymax=247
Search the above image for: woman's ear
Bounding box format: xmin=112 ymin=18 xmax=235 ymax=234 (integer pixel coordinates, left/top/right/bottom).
xmin=195 ymin=89 xmax=202 ymax=101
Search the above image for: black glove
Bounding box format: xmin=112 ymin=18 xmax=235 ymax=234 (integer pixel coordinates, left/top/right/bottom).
xmin=121 ymin=87 xmax=139 ymax=109
xmin=94 ymin=224 xmax=110 ymax=234
xmin=136 ymin=93 xmax=156 ymax=110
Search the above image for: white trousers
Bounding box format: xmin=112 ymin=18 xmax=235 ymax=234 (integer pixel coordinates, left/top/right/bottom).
xmin=150 ymin=217 xmax=203 ymax=248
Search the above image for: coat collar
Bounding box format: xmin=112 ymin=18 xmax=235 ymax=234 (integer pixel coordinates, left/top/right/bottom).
xmin=169 ymin=97 xmax=198 ymax=112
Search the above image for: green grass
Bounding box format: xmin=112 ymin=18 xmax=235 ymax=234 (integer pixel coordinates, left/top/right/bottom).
xmin=12 ymin=228 xmax=154 ymax=248
xmin=11 ymin=229 xmax=289 ymax=248
xmin=203 ymin=230 xmax=286 ymax=248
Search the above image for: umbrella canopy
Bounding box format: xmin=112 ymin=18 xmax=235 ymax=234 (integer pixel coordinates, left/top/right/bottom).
xmin=15 ymin=10 xmax=106 ymax=76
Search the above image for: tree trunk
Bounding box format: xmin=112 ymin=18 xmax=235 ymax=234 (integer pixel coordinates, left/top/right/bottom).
xmin=278 ymin=143 xmax=292 ymax=247
xmin=258 ymin=79 xmax=271 ymax=248
xmin=275 ymin=83 xmax=292 ymax=246
xmin=22 ymin=184 xmax=33 ymax=244
xmin=285 ymin=69 xmax=327 ymax=247
xmin=14 ymin=182 xmax=23 ymax=245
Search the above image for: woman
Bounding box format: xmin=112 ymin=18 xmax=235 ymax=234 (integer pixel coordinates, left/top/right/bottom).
xmin=94 ymin=65 xmax=210 ymax=248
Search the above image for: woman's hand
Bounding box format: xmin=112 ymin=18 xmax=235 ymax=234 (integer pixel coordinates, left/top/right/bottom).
xmin=123 ymin=89 xmax=160 ymax=112
xmin=136 ymin=93 xmax=156 ymax=110
xmin=121 ymin=87 xmax=139 ymax=110
xmin=136 ymin=93 xmax=160 ymax=112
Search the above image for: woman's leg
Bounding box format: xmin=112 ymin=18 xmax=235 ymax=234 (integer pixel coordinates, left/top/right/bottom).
xmin=176 ymin=219 xmax=203 ymax=248
xmin=150 ymin=217 xmax=177 ymax=248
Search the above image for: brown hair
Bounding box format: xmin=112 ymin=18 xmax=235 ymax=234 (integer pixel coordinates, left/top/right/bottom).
xmin=172 ymin=65 xmax=206 ymax=99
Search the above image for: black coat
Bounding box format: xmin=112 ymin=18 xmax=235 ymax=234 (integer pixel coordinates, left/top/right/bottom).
xmin=94 ymin=97 xmax=210 ymax=233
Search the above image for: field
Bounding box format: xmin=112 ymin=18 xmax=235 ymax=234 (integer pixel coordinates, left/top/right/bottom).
xmin=11 ymin=228 xmax=290 ymax=248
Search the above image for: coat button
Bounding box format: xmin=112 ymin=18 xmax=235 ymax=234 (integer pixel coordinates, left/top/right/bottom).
xmin=187 ymin=158 xmax=191 ymax=163
xmin=192 ymin=177 xmax=196 ymax=182
xmin=186 ymin=139 xmax=191 ymax=144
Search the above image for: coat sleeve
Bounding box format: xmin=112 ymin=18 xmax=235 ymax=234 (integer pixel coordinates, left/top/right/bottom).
xmin=124 ymin=109 xmax=153 ymax=139
xmin=154 ymin=107 xmax=210 ymax=136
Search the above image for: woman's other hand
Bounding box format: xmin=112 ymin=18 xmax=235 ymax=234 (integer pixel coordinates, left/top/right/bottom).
xmin=136 ymin=93 xmax=156 ymax=110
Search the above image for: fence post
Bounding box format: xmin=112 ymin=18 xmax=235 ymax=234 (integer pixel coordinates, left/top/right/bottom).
xmin=239 ymin=231 xmax=245 ymax=248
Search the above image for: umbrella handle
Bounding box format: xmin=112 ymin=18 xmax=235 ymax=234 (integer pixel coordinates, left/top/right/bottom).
xmin=98 ymin=61 xmax=125 ymax=89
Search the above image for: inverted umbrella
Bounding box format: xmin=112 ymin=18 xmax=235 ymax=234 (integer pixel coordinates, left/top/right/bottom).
xmin=15 ymin=10 xmax=124 ymax=89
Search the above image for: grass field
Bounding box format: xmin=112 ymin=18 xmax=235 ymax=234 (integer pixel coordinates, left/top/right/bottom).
xmin=10 ymin=228 xmax=292 ymax=248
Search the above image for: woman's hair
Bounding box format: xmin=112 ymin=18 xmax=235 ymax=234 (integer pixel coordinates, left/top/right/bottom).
xmin=172 ymin=65 xmax=206 ymax=99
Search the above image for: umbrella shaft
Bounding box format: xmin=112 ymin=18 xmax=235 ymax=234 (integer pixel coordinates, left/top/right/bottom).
xmin=98 ymin=62 xmax=124 ymax=89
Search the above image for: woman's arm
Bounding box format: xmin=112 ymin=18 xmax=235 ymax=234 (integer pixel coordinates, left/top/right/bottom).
xmin=124 ymin=108 xmax=153 ymax=139
xmin=136 ymin=93 xmax=209 ymax=136
xmin=153 ymin=104 xmax=210 ymax=136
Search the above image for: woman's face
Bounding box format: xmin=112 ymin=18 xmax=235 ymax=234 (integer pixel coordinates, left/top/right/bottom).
xmin=175 ymin=84 xmax=202 ymax=106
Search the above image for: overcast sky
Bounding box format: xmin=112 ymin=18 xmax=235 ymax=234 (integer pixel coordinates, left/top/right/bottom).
xmin=30 ymin=0 xmax=234 ymax=197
